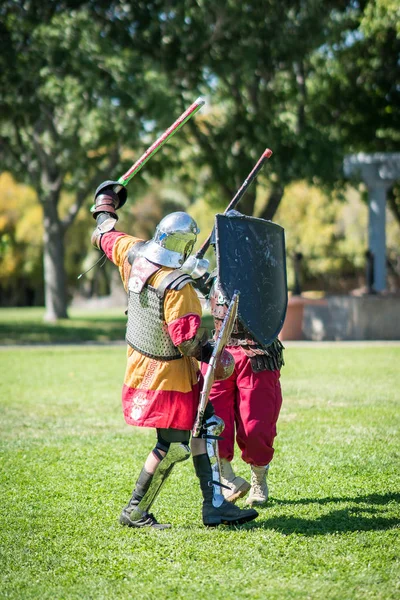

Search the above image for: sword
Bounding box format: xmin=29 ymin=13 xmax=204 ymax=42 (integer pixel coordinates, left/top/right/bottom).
xmin=195 ymin=148 xmax=272 ymax=260
xmin=192 ymin=291 xmax=239 ymax=438
xmin=114 ymin=97 xmax=205 ymax=193
xmin=91 ymin=97 xmax=205 ymax=212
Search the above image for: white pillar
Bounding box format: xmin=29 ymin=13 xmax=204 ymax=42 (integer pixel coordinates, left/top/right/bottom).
xmin=367 ymin=182 xmax=388 ymax=291
xmin=344 ymin=153 xmax=400 ymax=293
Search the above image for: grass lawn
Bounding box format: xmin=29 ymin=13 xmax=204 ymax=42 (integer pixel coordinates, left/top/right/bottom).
xmin=0 ymin=340 xmax=399 ymax=598
xmin=0 ymin=306 xmax=214 ymax=345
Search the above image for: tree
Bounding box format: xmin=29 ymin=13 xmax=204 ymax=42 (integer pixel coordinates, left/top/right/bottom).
xmin=308 ymin=0 xmax=400 ymax=225
xmin=2 ymin=1 xmax=399 ymax=313
xmin=102 ymin=0 xmax=399 ymax=219
xmin=0 ymin=1 xmax=175 ymax=319
xmin=99 ymin=1 xmax=349 ymax=218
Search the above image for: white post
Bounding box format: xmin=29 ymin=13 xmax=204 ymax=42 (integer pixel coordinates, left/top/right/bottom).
xmin=344 ymin=153 xmax=400 ymax=293
xmin=368 ymin=182 xmax=388 ymax=291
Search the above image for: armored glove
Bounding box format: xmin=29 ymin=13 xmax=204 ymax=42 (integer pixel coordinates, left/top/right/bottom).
xmin=91 ymin=180 xmax=128 ymax=220
xmin=192 ymin=272 xmax=213 ymax=295
xmin=178 ymin=330 xmax=213 ymax=361
xmin=92 ymin=190 xmax=119 ymax=221
xmin=178 ymin=331 xmax=234 ymax=380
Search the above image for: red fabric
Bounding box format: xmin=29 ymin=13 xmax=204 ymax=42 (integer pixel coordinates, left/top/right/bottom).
xmin=168 ymin=313 xmax=201 ymax=346
xmin=201 ymin=346 xmax=282 ymax=466
xmin=100 ymin=230 xmax=125 ymax=260
xmin=122 ymin=381 xmax=200 ymax=430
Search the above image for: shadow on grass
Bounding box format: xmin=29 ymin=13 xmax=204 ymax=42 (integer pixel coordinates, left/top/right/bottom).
xmin=0 ymin=313 xmax=213 ymax=345
xmin=249 ymin=492 xmax=400 ymax=535
xmin=175 ymin=493 xmax=399 ymax=534
xmin=0 ymin=321 xmax=127 ymax=344
xmin=270 ymin=491 xmax=400 ymax=508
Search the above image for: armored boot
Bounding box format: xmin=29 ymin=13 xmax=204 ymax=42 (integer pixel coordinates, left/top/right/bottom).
xmin=120 ymin=467 xmax=171 ymax=530
xmin=245 ymin=464 xmax=269 ymax=507
xmin=120 ymin=442 xmax=190 ymax=529
xmin=193 ymin=453 xmax=258 ymax=527
xmin=220 ymin=458 xmax=251 ymax=504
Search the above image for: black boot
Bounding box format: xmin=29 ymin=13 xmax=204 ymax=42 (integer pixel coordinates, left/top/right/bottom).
xmin=120 ymin=468 xmax=171 ymax=530
xmin=193 ymin=454 xmax=259 ymax=527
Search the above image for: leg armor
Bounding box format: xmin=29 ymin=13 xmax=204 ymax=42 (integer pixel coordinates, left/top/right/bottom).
xmin=124 ymin=431 xmax=191 ymax=524
xmin=201 ymin=414 xmax=226 ymax=508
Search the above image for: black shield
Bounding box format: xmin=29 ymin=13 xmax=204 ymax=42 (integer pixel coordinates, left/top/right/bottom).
xmin=215 ymin=213 xmax=288 ymax=346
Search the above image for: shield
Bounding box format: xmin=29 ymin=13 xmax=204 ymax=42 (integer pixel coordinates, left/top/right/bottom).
xmin=192 ymin=292 xmax=239 ymax=438
xmin=215 ymin=213 xmax=288 ymax=346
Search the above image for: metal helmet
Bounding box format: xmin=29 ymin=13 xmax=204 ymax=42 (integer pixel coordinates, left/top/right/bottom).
xmin=139 ymin=211 xmax=200 ymax=268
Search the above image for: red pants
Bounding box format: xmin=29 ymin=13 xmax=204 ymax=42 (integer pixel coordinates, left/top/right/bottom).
xmin=202 ymin=346 xmax=283 ymax=466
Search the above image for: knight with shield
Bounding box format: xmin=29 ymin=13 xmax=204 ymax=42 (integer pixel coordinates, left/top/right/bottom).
xmin=193 ymin=150 xmax=288 ymax=507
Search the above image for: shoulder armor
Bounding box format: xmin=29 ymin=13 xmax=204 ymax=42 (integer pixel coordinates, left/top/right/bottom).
xmin=156 ymin=270 xmax=194 ymax=296
xmin=128 ymin=241 xmax=146 ymax=265
xmin=128 ymin=255 xmax=159 ymax=294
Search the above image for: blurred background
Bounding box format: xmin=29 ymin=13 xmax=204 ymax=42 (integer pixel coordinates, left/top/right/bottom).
xmin=0 ymin=0 xmax=399 ymax=339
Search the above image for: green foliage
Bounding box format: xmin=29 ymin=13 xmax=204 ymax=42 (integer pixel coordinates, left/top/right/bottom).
xmin=0 ymin=2 xmax=191 ymax=317
xmin=361 ymin=0 xmax=400 ymax=37
xmin=0 ymin=3 xmax=179 ymax=202
xmin=0 ymin=343 xmax=399 ymax=598
xmin=107 ymin=0 xmax=400 ymax=217
xmin=309 ymin=0 xmax=400 ymax=152
xmin=1 ymin=1 xmax=399 ymax=310
xmin=275 ymin=181 xmax=400 ymax=291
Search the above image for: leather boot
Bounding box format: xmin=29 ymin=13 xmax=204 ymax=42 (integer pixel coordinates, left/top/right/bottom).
xmin=193 ymin=454 xmax=258 ymax=527
xmin=245 ymin=464 xmax=269 ymax=507
xmin=220 ymin=458 xmax=251 ymax=504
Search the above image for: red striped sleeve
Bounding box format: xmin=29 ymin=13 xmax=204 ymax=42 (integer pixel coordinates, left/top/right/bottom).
xmin=168 ymin=313 xmax=201 ymax=346
xmin=100 ymin=231 xmax=126 ymax=262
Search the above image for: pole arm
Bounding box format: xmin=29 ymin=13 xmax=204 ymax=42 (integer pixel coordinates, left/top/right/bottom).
xmin=195 ymin=148 xmax=273 ymax=260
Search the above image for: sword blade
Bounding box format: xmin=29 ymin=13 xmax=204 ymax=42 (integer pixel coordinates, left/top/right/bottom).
xmin=192 ymin=291 xmax=239 ymax=437
xmin=114 ymin=97 xmax=205 ymax=193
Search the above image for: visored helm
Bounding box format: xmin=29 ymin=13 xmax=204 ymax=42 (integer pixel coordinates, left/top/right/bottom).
xmin=139 ymin=211 xmax=200 ymax=268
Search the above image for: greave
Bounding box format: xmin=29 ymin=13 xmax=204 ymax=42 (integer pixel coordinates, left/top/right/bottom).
xmin=202 ymin=415 xmax=226 ymax=508
xmin=127 ymin=467 xmax=154 ymax=508
xmin=128 ymin=442 xmax=191 ymax=521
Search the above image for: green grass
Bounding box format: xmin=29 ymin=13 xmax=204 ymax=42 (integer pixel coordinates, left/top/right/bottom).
xmin=0 ymin=343 xmax=399 ymax=599
xmin=0 ymin=307 xmax=214 ymax=345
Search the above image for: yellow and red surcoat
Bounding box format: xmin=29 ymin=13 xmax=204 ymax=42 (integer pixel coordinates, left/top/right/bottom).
xmin=101 ymin=231 xmax=202 ymax=430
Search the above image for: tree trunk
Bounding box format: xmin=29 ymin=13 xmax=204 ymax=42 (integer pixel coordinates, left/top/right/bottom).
xmin=259 ymin=185 xmax=284 ymax=221
xmin=237 ymin=189 xmax=256 ymax=217
xmin=388 ymin=185 xmax=400 ymax=227
xmin=42 ymin=200 xmax=68 ymax=321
